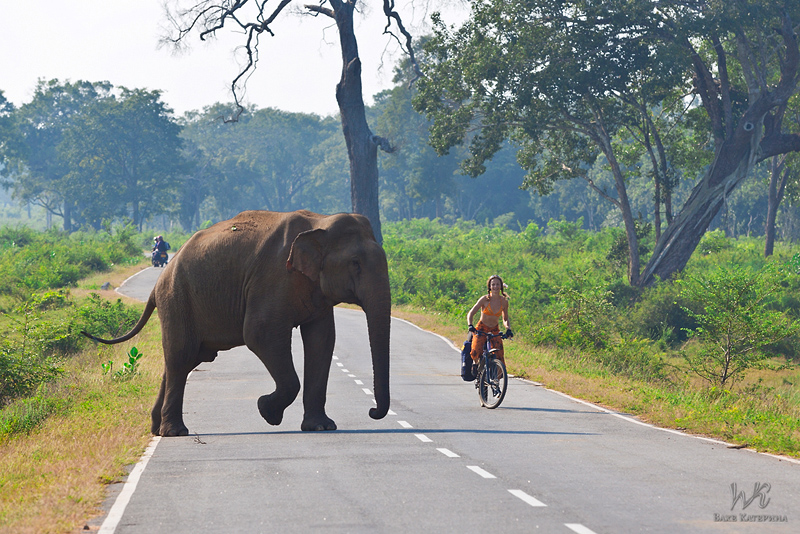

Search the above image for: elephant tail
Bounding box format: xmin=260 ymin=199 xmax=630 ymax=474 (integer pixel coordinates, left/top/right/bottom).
xmin=81 ymin=292 xmax=157 ymax=345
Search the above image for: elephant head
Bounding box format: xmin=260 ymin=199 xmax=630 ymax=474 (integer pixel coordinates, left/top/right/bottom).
xmin=287 ymin=214 xmax=391 ymax=420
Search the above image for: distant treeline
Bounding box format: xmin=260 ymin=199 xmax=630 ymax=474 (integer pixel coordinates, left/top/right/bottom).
xmin=1 ymin=79 xmax=799 ymax=239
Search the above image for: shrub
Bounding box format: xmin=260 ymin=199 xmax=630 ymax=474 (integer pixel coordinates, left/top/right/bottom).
xmin=698 ymin=229 xmax=730 ymax=254
xmin=0 ymin=347 xmax=62 ymax=407
xmin=78 ymin=293 xmax=141 ymax=339
xmin=679 ymin=260 xmax=800 ymax=387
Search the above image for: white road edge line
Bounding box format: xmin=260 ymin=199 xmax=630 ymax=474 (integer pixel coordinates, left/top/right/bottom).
xmin=394 ymin=316 xmax=800 ymax=466
xmin=362 ymin=388 xmax=373 ymax=396
xmin=565 ymin=523 xmax=598 ymax=534
xmin=415 ymin=434 xmax=433 ymax=443
xmin=466 ymin=465 xmax=495 ymax=478
xmin=398 ymin=420 xmax=413 ymax=428
xmin=98 ymin=436 xmax=161 ymax=534
xmin=354 ymin=379 xmax=364 ymax=385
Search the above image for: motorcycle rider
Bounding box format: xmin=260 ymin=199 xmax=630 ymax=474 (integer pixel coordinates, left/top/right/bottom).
xmin=152 ymin=235 xmax=171 ymax=266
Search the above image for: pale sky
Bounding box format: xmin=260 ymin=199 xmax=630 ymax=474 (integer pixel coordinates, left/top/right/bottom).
xmin=1 ymin=1 xmax=463 ymax=117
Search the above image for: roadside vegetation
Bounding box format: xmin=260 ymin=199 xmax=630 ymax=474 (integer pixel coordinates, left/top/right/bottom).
xmin=0 ymin=224 xmax=164 ymax=533
xmin=384 ymin=218 xmax=800 ymax=457
xmin=1 ymin=218 xmax=799 ymax=533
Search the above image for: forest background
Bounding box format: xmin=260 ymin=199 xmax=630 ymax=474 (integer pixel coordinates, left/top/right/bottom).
xmin=2 ymin=71 xmax=798 ymax=241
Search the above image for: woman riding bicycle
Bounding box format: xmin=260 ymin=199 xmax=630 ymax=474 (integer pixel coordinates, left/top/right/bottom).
xmin=467 ymin=275 xmax=513 ymax=367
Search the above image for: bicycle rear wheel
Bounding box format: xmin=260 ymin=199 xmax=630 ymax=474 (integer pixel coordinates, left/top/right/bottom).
xmin=477 ymin=358 xmax=507 ymax=409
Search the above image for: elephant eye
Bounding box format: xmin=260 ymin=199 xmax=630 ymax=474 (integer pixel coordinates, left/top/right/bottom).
xmin=352 ymin=258 xmax=362 ymax=275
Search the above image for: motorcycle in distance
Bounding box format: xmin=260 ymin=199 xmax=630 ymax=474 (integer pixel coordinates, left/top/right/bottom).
xmin=152 ymin=248 xmax=168 ymax=267
xmin=151 ymin=235 xmax=170 ymax=267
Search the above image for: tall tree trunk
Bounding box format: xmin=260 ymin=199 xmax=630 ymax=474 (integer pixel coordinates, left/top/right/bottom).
xmin=654 ymin=178 xmax=662 ymax=243
xmin=765 ymin=155 xmax=789 ymax=257
xmin=639 ymin=120 xmax=762 ymax=286
xmin=332 ymin=0 xmax=383 ymax=243
xmin=63 ymin=201 xmax=72 ymax=233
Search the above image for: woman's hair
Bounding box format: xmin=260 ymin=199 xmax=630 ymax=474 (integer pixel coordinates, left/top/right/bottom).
xmin=486 ymin=275 xmax=506 ymax=296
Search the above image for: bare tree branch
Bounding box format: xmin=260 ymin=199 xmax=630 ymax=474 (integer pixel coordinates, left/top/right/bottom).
xmin=381 ymin=0 xmax=422 ymax=84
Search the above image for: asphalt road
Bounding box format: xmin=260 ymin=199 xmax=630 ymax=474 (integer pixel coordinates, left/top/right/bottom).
xmin=98 ymin=266 xmax=799 ymax=533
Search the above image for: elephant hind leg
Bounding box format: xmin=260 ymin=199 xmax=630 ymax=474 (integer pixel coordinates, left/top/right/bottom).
xmin=154 ymin=347 xmax=195 ymax=437
xmin=151 ymin=373 xmax=166 ymax=435
xmin=158 ymin=367 xmax=191 ymax=437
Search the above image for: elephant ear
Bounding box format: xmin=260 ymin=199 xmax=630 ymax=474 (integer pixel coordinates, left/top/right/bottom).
xmin=287 ymin=229 xmax=326 ymax=281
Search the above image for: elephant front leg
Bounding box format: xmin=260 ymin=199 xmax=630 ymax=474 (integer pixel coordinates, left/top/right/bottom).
xmin=300 ymin=311 xmax=337 ymax=431
xmin=246 ymin=328 xmax=301 ymax=427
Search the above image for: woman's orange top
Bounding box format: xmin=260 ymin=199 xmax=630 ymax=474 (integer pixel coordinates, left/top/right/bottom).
xmin=482 ymin=301 xmax=503 ymax=317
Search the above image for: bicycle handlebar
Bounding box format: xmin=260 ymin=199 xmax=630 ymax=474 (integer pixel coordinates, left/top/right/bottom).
xmin=474 ymin=329 xmax=510 ymax=340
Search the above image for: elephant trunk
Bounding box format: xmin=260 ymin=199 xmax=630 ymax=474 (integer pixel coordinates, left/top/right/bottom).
xmin=363 ymin=287 xmax=391 ymax=420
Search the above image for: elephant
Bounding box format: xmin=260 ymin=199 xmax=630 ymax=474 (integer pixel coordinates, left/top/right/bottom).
xmin=82 ymin=210 xmax=391 ymax=437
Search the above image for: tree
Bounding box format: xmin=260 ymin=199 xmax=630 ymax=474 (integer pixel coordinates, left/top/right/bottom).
xmin=163 ymin=0 xmax=421 ymax=243
xmin=415 ymin=0 xmax=800 ymax=286
xmin=58 ymin=88 xmax=185 ymax=229
xmin=765 ymin=95 xmax=800 ymax=255
xmin=4 ymin=80 xmax=112 ymax=231
xmin=180 ymin=104 xmax=343 ymax=221
xmin=0 ymin=91 xmax=15 ymax=167
xmin=374 ymin=66 xmax=459 ymax=220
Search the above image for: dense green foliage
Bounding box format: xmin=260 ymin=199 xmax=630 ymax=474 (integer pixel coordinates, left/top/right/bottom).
xmin=413 ymin=0 xmax=800 ymax=286
xmin=384 ymin=218 xmax=800 ymax=381
xmin=679 ymin=261 xmax=800 ymax=387
xmin=0 ymin=225 xmax=144 ymax=417
xmin=2 ymin=81 xmax=185 ymax=231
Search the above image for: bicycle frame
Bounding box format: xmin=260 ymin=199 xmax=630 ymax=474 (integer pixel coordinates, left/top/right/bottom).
xmin=473 ymin=329 xmax=508 ymax=408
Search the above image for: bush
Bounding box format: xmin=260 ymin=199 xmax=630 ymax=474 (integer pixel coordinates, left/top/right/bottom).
xmin=78 ymin=293 xmax=142 ymax=339
xmin=679 ymin=260 xmax=800 ymax=387
xmin=0 ymin=347 xmax=62 ymax=407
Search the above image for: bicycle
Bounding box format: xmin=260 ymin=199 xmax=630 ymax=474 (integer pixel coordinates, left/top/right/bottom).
xmin=472 ymin=329 xmax=509 ymax=409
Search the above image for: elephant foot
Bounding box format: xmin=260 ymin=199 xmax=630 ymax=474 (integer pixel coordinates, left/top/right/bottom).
xmin=258 ymin=394 xmax=285 ymax=426
xmin=158 ymin=422 xmax=189 ymax=437
xmin=301 ymin=414 xmax=337 ymax=432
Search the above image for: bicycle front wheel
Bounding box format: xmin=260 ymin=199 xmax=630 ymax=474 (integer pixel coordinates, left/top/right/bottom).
xmin=477 ymin=358 xmax=507 ymax=409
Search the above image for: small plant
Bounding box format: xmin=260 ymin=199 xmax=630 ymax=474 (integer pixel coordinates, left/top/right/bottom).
xmin=679 ymin=259 xmax=800 ymax=388
xmin=102 ymin=346 xmax=143 ymax=381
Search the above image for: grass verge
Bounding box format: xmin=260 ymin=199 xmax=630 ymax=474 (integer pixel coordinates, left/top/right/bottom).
xmin=0 ymin=265 xmax=161 ymax=534
xmin=391 ymin=305 xmax=800 ymax=459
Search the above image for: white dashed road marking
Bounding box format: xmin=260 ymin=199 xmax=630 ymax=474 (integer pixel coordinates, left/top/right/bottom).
xmin=466 ymin=465 xmax=496 ymax=479
xmin=508 ymin=489 xmax=547 ymax=507
xmin=565 ymin=524 xmax=598 ymax=534
xmin=340 ymin=355 xmax=596 ymax=534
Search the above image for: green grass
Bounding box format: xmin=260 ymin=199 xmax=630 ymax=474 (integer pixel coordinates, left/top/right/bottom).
xmin=385 ymin=219 xmax=800 ymax=458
